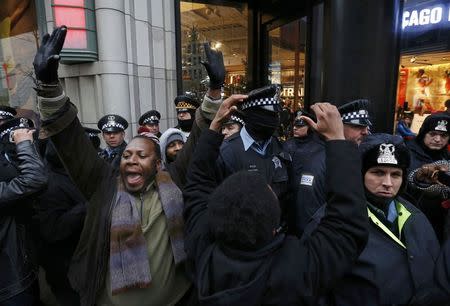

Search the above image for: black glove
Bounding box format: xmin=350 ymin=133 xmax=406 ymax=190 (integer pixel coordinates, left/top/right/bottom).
xmin=33 ymin=26 xmax=67 ymax=83
xmin=201 ymin=42 xmax=225 ymax=90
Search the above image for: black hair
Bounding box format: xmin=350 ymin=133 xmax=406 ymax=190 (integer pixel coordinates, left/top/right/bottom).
xmin=132 ymin=135 xmax=162 ymax=160
xmin=208 ymin=171 xmax=281 ymax=251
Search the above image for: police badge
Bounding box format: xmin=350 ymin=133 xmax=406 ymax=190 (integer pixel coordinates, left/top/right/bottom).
xmin=272 ymin=156 xmax=282 ymax=169
xmin=435 ymin=120 xmax=448 ymax=132
xmin=377 ymin=143 xmax=398 ymax=165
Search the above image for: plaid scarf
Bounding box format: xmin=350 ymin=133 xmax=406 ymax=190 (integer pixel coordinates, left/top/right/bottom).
xmin=109 ymin=171 xmax=186 ymax=295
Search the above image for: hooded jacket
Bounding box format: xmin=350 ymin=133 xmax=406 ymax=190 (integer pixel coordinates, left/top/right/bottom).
xmin=159 ymin=128 xmax=187 ymax=167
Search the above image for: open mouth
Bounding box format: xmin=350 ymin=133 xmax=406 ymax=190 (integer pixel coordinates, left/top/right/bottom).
xmin=125 ymin=172 xmax=144 ymax=186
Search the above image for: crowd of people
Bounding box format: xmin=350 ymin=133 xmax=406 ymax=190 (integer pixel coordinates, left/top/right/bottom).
xmin=3 ymin=25 xmax=450 ymax=306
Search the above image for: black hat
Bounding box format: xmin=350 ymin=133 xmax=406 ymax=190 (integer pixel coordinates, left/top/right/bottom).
xmin=84 ymin=127 xmax=101 ymax=137
xmin=97 ymin=114 xmax=128 ymax=132
xmin=403 ymin=110 xmax=414 ymax=119
xmin=139 ymin=110 xmax=161 ymax=125
xmin=338 ymin=99 xmax=372 ymax=127
xmin=0 ymin=106 xmax=17 ymax=120
xmin=0 ymin=117 xmax=34 ymax=140
xmin=84 ymin=127 xmax=101 ymax=150
xmin=294 ymin=118 xmax=307 ymax=127
xmin=240 ymin=84 xmax=282 ymax=112
xmin=359 ymin=133 xmax=410 ymax=173
xmin=224 ymin=112 xmax=245 ymax=126
xmin=174 ymin=93 xmax=200 ymax=112
xmin=417 ymin=113 xmax=450 ymax=138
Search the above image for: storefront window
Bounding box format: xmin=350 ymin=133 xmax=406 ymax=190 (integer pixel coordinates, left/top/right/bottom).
xmin=395 ymin=0 xmax=450 ymax=133
xmin=268 ymin=17 xmax=307 ymax=113
xmin=0 ymin=0 xmax=40 ymax=114
xmin=180 ymin=1 xmax=248 ymax=99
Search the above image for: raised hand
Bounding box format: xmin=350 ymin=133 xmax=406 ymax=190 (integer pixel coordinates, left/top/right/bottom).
xmin=210 ymin=94 xmax=248 ymax=132
xmin=11 ymin=128 xmax=35 ymax=144
xmin=201 ymin=42 xmax=225 ymax=90
xmin=33 ymin=26 xmax=67 ymax=83
xmin=301 ymin=103 xmax=345 ymax=141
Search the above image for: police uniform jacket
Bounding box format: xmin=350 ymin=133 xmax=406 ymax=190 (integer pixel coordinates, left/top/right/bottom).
xmin=98 ymin=141 xmax=127 ymax=170
xmin=216 ymin=132 xmax=292 ymax=212
xmin=0 ymin=141 xmax=47 ymax=302
xmin=35 ymin=84 xmax=210 ymax=306
xmin=306 ymin=197 xmax=441 ymax=306
xmin=183 ymin=129 xmax=368 ymax=306
xmin=283 ymin=132 xmax=326 ymax=236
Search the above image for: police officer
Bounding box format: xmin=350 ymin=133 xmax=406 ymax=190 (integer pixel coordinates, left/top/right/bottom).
xmin=97 ymin=114 xmax=128 ymax=169
xmin=174 ymin=93 xmax=200 ymax=138
xmin=289 ymin=99 xmax=372 ymax=235
xmin=221 ymin=112 xmax=244 ymax=140
xmin=0 ymin=106 xmax=18 ymax=183
xmin=138 ymin=110 xmax=161 ymax=137
xmin=0 ymin=105 xmax=17 ymax=126
xmin=216 ymin=84 xmax=292 ymax=217
xmin=84 ymin=127 xmax=101 ymax=152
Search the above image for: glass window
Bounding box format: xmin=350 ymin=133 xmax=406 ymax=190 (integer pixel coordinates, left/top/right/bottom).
xmin=0 ymin=0 xmax=40 ymax=115
xmin=52 ymin=0 xmax=98 ymax=63
xmin=268 ymin=17 xmax=307 ymax=113
xmin=180 ymin=1 xmax=248 ymax=99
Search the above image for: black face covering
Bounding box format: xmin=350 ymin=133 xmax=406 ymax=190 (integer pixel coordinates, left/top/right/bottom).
xmin=244 ymin=109 xmax=280 ymax=141
xmin=178 ymin=118 xmax=194 ymax=132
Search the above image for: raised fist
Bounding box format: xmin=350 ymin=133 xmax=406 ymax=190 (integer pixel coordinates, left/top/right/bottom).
xmin=201 ymin=42 xmax=225 ymax=90
xmin=33 ymin=26 xmax=67 ymax=83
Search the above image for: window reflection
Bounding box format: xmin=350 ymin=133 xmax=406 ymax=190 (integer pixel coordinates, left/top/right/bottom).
xmin=0 ymin=0 xmax=39 ymax=112
xmin=180 ymin=1 xmax=248 ymax=98
xmin=268 ymin=17 xmax=307 ymax=113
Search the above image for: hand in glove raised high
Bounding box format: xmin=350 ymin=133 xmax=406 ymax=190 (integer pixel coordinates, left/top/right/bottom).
xmin=33 ymin=26 xmax=67 ymax=84
xmin=201 ymin=42 xmax=225 ymax=90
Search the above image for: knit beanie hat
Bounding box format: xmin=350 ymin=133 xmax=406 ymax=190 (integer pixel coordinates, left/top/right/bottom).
xmin=416 ymin=113 xmax=450 ymax=145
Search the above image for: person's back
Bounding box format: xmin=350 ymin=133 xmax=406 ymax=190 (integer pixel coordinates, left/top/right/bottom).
xmin=183 ymin=99 xmax=368 ymax=305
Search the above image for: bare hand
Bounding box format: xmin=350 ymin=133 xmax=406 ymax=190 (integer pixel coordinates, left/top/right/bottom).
xmin=301 ymin=103 xmax=345 ymax=140
xmin=12 ymin=128 xmax=35 ymax=144
xmin=210 ymin=94 xmax=248 ymax=132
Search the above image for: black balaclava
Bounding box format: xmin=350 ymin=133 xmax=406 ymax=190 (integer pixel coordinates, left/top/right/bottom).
xmin=177 ymin=109 xmax=196 ymax=132
xmin=244 ymin=108 xmax=280 ymax=141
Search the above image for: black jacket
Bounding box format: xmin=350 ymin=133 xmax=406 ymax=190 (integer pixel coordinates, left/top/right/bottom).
xmin=405 ymin=139 xmax=449 ymax=242
xmin=307 ymin=197 xmax=442 ymax=306
xmin=0 ymin=140 xmax=47 ymax=302
xmin=35 ymin=162 xmax=86 ymax=302
xmin=183 ymin=129 xmax=369 ymax=306
xmin=283 ymin=132 xmax=326 ymax=236
xmin=216 ymin=132 xmax=293 ymax=219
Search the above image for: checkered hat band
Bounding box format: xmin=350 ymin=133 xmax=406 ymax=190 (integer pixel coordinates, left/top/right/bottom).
xmin=0 ymin=110 xmax=13 ymax=118
xmin=342 ymin=111 xmax=369 ymax=120
xmin=88 ymin=133 xmax=98 ymax=137
xmin=176 ymin=102 xmax=196 ymax=110
xmin=230 ymin=115 xmax=245 ymax=125
xmin=0 ymin=127 xmax=14 ymax=138
xmin=143 ymin=116 xmax=159 ymax=124
xmin=241 ymin=97 xmax=278 ymax=110
xmin=102 ymin=122 xmax=125 ymax=130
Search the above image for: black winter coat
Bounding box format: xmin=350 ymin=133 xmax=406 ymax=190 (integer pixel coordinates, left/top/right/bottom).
xmin=307 ymin=198 xmax=442 ymax=306
xmin=0 ymin=140 xmax=47 ymax=302
xmin=283 ymin=132 xmax=326 ymax=236
xmin=183 ymin=129 xmax=369 ymax=306
xmin=405 ymin=139 xmax=449 ymax=242
xmin=35 ymin=163 xmax=86 ymax=302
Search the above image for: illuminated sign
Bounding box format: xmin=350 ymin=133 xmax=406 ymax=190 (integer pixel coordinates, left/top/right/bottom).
xmin=402 ymin=4 xmax=450 ymax=30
